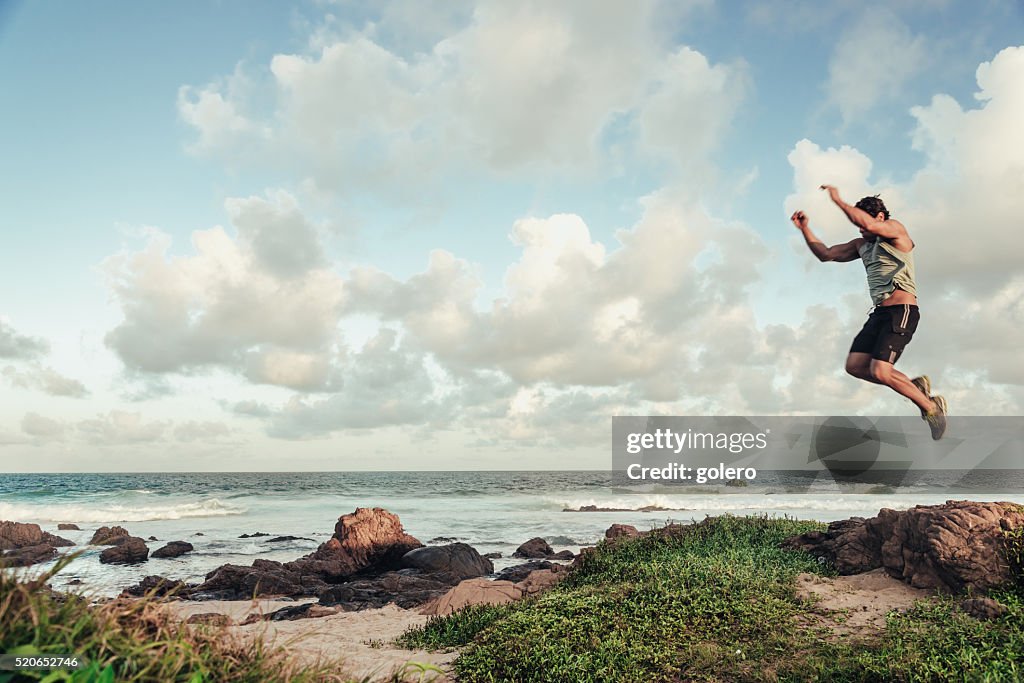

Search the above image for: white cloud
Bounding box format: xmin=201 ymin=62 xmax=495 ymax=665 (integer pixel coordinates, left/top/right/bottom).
xmin=177 ymin=65 xmax=271 ymax=156
xmin=77 ymin=411 xmax=168 ymax=446
xmin=3 ymin=364 xmax=88 ymax=398
xmin=174 ymin=420 xmax=232 ymax=443
xmin=177 ymin=1 xmax=746 ymax=193
xmin=0 ymin=321 xmax=87 ymax=398
xmin=103 ymin=191 xmax=345 ymax=390
xmin=637 ymin=46 xmax=749 ymax=164
xmin=826 ymin=8 xmax=928 ymax=125
xmin=226 ymin=191 xmax=329 ymax=278
xmin=345 ymin=191 xmax=766 ymax=400
xmin=230 ymin=400 xmax=274 ymax=418
xmin=265 ymin=329 xmax=447 ymax=438
xmin=21 ymin=412 xmax=67 ymax=442
xmin=0 ymin=320 xmax=49 ymax=359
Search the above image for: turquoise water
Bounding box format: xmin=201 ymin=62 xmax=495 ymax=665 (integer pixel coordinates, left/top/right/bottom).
xmin=2 ymin=471 xmax=1023 ymax=595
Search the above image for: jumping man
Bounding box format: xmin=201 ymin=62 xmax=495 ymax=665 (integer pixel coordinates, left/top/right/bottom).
xmin=791 ymin=185 xmax=947 ymax=439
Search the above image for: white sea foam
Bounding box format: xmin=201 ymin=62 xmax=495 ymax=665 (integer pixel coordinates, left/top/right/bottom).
xmin=0 ymin=498 xmax=246 ymax=523
xmin=553 ymin=495 xmax=965 ymax=513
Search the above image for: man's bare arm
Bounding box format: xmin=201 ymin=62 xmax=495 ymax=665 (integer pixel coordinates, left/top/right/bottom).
xmin=820 ymin=185 xmax=903 ymax=239
xmin=791 ymin=210 xmax=863 ymax=262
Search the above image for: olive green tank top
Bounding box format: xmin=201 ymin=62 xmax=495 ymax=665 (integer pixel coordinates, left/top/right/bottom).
xmin=858 ymin=239 xmax=917 ymax=306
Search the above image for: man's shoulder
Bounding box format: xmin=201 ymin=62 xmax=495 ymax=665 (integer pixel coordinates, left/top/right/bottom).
xmin=883 ymin=218 xmax=909 ymax=235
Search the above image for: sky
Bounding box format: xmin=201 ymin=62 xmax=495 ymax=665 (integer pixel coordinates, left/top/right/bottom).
xmin=1 ymin=0 xmax=1022 ymax=472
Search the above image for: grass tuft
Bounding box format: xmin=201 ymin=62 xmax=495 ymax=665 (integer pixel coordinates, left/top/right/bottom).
xmin=0 ymin=557 xmax=441 ymax=682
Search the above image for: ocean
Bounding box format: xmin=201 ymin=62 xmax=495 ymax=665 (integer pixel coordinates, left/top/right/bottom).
xmin=3 ymin=470 xmax=1023 ymax=596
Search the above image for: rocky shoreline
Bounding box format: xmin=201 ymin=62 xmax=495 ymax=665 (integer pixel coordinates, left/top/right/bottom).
xmin=4 ymin=500 xmax=1024 ymax=620
xmin=1 ymin=507 xmax=578 ymax=617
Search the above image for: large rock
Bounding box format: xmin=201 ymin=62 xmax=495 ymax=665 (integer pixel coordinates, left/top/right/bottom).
xmin=247 ymin=603 xmax=339 ymax=623
xmin=605 ymin=524 xmax=640 ymax=540
xmin=0 ymin=521 xmax=73 ymax=550
xmin=421 ymin=578 xmax=522 ymax=616
xmin=0 ymin=521 xmax=73 ymax=567
xmin=317 ymin=570 xmax=454 ymax=610
xmin=122 ymin=575 xmax=189 ymax=597
xmin=496 ymin=560 xmax=556 ymax=583
xmin=186 ymin=613 xmax=233 ymax=627
xmin=99 ymin=537 xmax=149 ymax=565
xmin=513 ymin=537 xmax=553 ymax=559
xmin=0 ymin=544 xmax=59 ymax=567
xmin=191 ymin=559 xmax=312 ymax=600
xmin=90 ymin=526 xmax=131 ymax=545
xmin=784 ymin=500 xmax=1024 ymax=592
xmin=152 ymin=541 xmax=194 ymax=559
xmin=421 ymin=566 xmax=567 ymax=616
xmin=960 ymin=597 xmax=1008 ymax=620
xmin=401 ymin=542 xmax=493 ymax=580
xmin=285 ymin=507 xmax=422 ymax=581
xmin=188 ymin=508 xmax=421 ymax=601
xmin=519 ymin=567 xmax=567 ymax=595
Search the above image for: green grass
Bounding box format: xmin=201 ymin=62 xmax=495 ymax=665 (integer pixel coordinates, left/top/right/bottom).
xmin=0 ymin=557 xmax=443 ymax=683
xmin=399 ymin=515 xmax=1024 ymax=683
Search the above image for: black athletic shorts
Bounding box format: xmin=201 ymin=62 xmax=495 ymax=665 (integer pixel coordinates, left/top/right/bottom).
xmin=849 ymin=304 xmax=920 ymax=364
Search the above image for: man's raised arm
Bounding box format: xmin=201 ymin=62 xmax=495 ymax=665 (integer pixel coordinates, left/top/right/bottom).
xmin=820 ymin=185 xmax=902 ymax=239
xmin=791 ymin=210 xmax=862 ymax=262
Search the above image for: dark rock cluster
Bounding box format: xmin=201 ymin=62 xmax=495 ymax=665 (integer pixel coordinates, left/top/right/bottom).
xmin=783 ymin=500 xmax=1024 ymax=592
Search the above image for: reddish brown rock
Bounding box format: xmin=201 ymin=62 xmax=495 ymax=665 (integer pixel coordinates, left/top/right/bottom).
xmin=513 ymin=537 xmax=553 ymax=559
xmin=186 ymin=613 xmax=234 ymax=627
xmin=122 ymin=575 xmax=189 ymax=597
xmin=421 ymin=578 xmax=522 ymax=616
xmin=99 ymin=537 xmax=149 ymax=565
xmin=421 ymin=566 xmax=566 ymax=616
xmin=0 ymin=543 xmax=58 ymax=567
xmin=57 ymin=523 xmax=80 ymax=531
xmin=518 ymin=567 xmax=567 ymax=596
xmin=605 ymin=524 xmax=640 ymax=540
xmin=152 ymin=541 xmax=194 ymax=559
xmin=0 ymin=521 xmax=73 ymax=550
xmin=784 ymin=500 xmax=1024 ymax=592
xmin=192 ymin=559 xmax=308 ymax=599
xmin=960 ymin=597 xmax=1008 ymax=620
xmin=90 ymin=526 xmax=131 ymax=545
xmin=284 ymin=507 xmax=422 ymax=581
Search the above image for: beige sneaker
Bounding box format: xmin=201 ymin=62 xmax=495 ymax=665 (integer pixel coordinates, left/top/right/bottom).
xmin=911 ymin=376 xmax=931 ymax=419
xmin=925 ymin=395 xmax=948 ymax=440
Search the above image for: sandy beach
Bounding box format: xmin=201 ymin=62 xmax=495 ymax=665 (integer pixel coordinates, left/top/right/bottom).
xmin=167 ymin=598 xmax=456 ymax=681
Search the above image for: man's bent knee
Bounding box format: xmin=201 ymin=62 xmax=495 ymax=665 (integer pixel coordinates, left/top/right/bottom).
xmin=870 ymin=360 xmax=894 ymax=383
xmin=845 ymin=355 xmax=872 ymax=380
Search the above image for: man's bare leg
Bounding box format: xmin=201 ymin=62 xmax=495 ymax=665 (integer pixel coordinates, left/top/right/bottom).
xmin=845 ymin=352 xmax=881 ymax=384
xmin=869 ymin=359 xmax=935 ymax=413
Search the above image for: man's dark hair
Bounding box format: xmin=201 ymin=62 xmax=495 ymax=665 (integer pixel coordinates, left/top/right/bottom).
xmin=855 ymin=195 xmax=889 ymax=220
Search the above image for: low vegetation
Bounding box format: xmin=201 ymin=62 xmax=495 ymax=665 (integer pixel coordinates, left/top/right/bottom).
xmin=0 ymin=558 xmax=439 ymax=683
xmin=400 ymin=515 xmax=1024 ymax=682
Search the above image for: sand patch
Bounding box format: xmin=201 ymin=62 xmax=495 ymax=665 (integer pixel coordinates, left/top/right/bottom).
xmin=795 ymin=569 xmax=934 ymax=638
xmin=167 ymin=598 xmax=455 ymax=681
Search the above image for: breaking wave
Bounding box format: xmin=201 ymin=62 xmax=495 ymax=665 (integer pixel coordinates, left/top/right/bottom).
xmin=0 ymin=498 xmax=247 ymax=523
xmin=553 ymin=495 xmax=939 ymax=513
